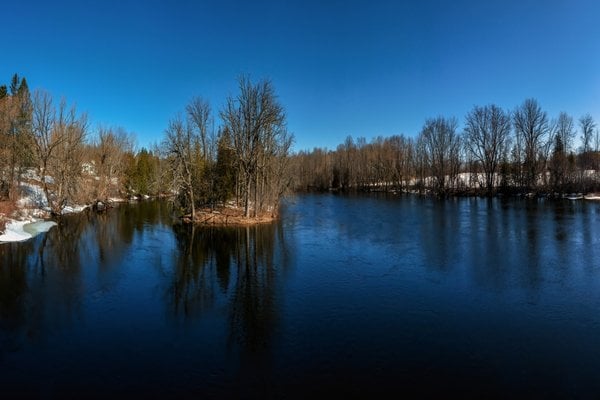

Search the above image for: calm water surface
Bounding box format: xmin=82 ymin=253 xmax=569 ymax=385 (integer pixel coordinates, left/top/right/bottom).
xmin=1 ymin=195 xmax=600 ymax=397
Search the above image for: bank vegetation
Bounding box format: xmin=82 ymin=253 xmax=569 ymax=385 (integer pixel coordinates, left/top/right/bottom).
xmin=0 ymin=74 xmax=293 ymax=227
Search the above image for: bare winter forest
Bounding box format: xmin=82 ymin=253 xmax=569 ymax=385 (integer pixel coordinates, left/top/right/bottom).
xmin=293 ymin=101 xmax=600 ymax=197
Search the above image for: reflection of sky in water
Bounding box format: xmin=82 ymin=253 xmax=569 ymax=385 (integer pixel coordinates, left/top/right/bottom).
xmin=1 ymin=197 xmax=600 ymax=397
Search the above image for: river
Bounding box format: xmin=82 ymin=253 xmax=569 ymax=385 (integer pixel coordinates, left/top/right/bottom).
xmin=1 ymin=195 xmax=600 ymax=397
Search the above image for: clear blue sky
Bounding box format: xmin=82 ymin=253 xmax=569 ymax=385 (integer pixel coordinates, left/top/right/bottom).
xmin=3 ymin=0 xmax=600 ymax=151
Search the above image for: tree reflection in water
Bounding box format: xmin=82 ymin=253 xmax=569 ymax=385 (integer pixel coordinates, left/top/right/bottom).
xmin=0 ymin=211 xmax=89 ymax=354
xmin=170 ymin=220 xmax=289 ymax=390
xmin=170 ymin=221 xmax=286 ymax=347
xmin=0 ymin=239 xmax=34 ymax=351
xmin=0 ymin=202 xmax=173 ymax=357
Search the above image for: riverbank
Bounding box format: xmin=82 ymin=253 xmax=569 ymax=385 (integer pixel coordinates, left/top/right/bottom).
xmin=306 ymin=184 xmax=600 ymax=200
xmin=0 ymin=199 xmax=87 ymax=243
xmin=0 ymin=185 xmax=120 ymax=243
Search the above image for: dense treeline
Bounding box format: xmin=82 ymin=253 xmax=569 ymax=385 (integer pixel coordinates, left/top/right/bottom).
xmin=292 ymin=98 xmax=600 ymax=196
xmin=1 ymin=73 xmax=293 ymax=221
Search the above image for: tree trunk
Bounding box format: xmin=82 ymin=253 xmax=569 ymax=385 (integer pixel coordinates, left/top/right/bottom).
xmin=244 ymin=173 xmax=251 ymax=218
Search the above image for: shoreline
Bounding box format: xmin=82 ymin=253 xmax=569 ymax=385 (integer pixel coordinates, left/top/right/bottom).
xmin=301 ymin=186 xmax=600 ymax=200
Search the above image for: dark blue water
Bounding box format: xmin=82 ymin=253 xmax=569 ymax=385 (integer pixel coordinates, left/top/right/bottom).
xmin=1 ymin=195 xmax=600 ymax=397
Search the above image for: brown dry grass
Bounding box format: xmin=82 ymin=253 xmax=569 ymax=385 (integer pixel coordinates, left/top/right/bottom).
xmin=185 ymin=206 xmax=277 ymax=226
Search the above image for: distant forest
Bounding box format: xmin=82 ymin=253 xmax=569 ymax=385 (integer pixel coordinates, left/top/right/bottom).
xmin=292 ymin=100 xmax=600 ymax=196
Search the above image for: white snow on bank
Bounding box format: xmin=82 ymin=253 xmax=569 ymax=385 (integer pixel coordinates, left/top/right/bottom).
xmin=17 ymin=182 xmax=48 ymax=208
xmin=62 ymin=205 xmax=88 ymax=214
xmin=0 ymin=220 xmax=57 ymax=243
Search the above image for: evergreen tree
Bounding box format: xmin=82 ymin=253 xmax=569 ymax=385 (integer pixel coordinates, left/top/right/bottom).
xmin=549 ymin=135 xmax=567 ymax=192
xmin=121 ymin=147 xmax=164 ymax=197
xmin=123 ymin=152 xmax=137 ymax=193
xmin=17 ymin=77 xmax=28 ymax=96
xmin=214 ymin=128 xmax=236 ymax=203
xmin=9 ymin=73 xmax=19 ymax=96
xmin=0 ymin=85 xmax=7 ymax=99
xmin=138 ymin=149 xmax=150 ymax=194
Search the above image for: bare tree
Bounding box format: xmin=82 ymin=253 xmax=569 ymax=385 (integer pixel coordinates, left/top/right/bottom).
xmin=220 ymin=76 xmax=289 ymax=218
xmin=163 ymin=116 xmax=199 ymax=220
xmin=389 ymin=135 xmax=413 ymax=190
xmin=464 ymin=104 xmax=511 ymax=195
xmin=513 ymin=99 xmax=550 ymax=191
xmin=259 ymin=125 xmax=293 ymax=213
xmin=336 ymin=136 xmax=357 ymax=190
xmin=31 ymin=90 xmax=57 ymax=209
xmin=420 ymin=116 xmax=460 ymax=195
xmin=554 ymin=112 xmax=576 ymax=154
xmin=579 ymin=113 xmax=596 ymax=171
xmin=186 ymin=97 xmax=211 ymax=160
xmin=94 ymin=126 xmax=135 ymax=201
xmin=31 ymin=90 xmax=87 ymax=215
xmin=50 ymin=101 xmax=88 ymax=212
xmin=580 ymin=114 xmax=596 ymax=154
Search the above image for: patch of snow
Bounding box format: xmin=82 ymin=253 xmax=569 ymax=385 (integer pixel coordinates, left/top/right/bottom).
xmin=82 ymin=162 xmax=96 ymax=175
xmin=0 ymin=221 xmax=30 ymax=242
xmin=17 ymin=182 xmax=48 ymax=208
xmin=0 ymin=220 xmax=57 ymax=243
xmin=61 ymin=205 xmax=88 ymax=214
xmin=22 ymin=168 xmax=41 ymax=181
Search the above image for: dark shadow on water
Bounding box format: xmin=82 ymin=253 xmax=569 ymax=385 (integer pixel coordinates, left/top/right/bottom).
xmin=168 ymin=219 xmax=290 ymax=396
xmin=169 ymin=221 xmax=287 ymax=336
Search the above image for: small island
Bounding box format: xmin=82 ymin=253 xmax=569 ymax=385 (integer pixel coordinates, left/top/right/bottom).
xmin=183 ymin=205 xmax=277 ymax=226
xmin=163 ymin=76 xmax=292 ymax=226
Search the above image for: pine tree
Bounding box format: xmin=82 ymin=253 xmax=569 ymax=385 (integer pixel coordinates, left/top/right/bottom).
xmin=123 ymin=152 xmax=137 ymax=194
xmin=549 ymin=135 xmax=567 ymax=193
xmin=17 ymin=77 xmax=28 ymax=96
xmin=214 ymin=128 xmax=236 ymax=204
xmin=135 ymin=148 xmax=157 ymax=195
xmin=137 ymin=148 xmax=149 ymax=195
xmin=0 ymin=85 xmax=7 ymax=99
xmin=9 ymin=73 xmax=19 ymax=96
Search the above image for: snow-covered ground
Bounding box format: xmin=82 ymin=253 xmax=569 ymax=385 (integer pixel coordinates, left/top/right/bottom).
xmin=17 ymin=182 xmax=48 ymax=208
xmin=1 ymin=171 xmax=91 ymax=243
xmin=0 ymin=220 xmax=57 ymax=243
